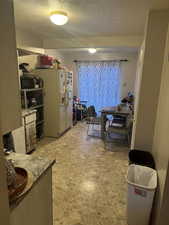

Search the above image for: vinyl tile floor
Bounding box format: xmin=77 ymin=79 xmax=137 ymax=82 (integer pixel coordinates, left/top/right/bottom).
xmin=34 ymin=122 xmax=129 ymax=225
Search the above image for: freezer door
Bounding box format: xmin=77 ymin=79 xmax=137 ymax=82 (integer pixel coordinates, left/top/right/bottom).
xmin=58 ymin=105 xmax=67 ymax=135
xmin=58 ymin=70 xmax=66 ymax=105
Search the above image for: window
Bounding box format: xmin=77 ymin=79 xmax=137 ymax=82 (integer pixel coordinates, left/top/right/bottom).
xmin=77 ymin=61 xmax=121 ymax=113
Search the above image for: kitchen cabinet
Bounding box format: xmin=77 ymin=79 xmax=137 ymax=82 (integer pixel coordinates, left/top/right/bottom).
xmin=8 ymin=153 xmax=54 ymax=225
xmin=10 ymin=168 xmax=53 ymax=225
xmin=0 ymin=0 xmax=21 ymax=135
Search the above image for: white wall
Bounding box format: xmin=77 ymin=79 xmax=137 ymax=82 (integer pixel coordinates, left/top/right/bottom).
xmin=151 ymin=24 xmax=169 ymax=225
xmin=120 ymin=58 xmax=137 ymax=98
xmin=131 ymin=10 xmax=169 ymax=151
xmin=130 ymin=10 xmax=169 ymax=225
xmin=45 ymin=49 xmax=138 ymax=98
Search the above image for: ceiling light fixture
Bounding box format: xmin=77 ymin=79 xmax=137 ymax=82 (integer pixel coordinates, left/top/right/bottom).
xmin=50 ymin=11 xmax=68 ymax=26
xmin=88 ymin=48 xmax=97 ymax=54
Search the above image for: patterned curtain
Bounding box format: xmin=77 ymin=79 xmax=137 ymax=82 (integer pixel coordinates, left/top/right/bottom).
xmin=77 ymin=61 xmax=121 ymax=113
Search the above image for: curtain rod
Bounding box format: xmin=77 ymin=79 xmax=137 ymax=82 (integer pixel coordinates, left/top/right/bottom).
xmin=73 ymin=59 xmax=128 ymax=63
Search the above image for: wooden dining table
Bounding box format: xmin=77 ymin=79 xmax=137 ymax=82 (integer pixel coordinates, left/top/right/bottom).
xmin=100 ymin=106 xmax=131 ymax=139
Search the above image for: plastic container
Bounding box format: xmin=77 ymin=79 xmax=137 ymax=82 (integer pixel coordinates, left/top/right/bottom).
xmin=127 ymin=164 xmax=157 ymax=225
xmin=129 ymin=149 xmax=155 ymax=169
xmin=39 ymin=55 xmax=53 ymax=68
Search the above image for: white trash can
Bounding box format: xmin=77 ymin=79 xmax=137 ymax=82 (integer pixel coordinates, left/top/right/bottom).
xmin=127 ymin=164 xmax=157 ymax=225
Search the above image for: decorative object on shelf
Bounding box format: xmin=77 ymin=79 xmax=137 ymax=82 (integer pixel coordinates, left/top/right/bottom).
xmin=30 ymin=97 xmax=37 ymax=106
xmin=121 ymin=92 xmax=134 ymax=114
xmin=50 ymin=11 xmax=68 ymax=25
xmin=38 ymin=55 xmax=53 ymax=69
xmin=19 ymin=63 xmax=29 ymax=73
xmin=53 ymin=58 xmax=61 ymax=69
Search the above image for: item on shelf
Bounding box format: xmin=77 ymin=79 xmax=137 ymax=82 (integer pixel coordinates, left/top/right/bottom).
xmin=121 ymin=92 xmax=134 ymax=105
xmin=121 ymin=92 xmax=134 ymax=114
xmin=53 ymin=58 xmax=61 ymax=69
xmin=20 ymin=74 xmax=43 ymax=89
xmin=19 ymin=63 xmax=29 ymax=73
xmin=30 ymin=98 xmax=37 ymax=106
xmin=35 ymin=76 xmax=44 ymax=88
xmin=58 ymin=64 xmax=65 ymax=70
xmin=21 ymin=88 xmax=43 ymax=109
xmin=39 ymin=55 xmax=53 ymax=68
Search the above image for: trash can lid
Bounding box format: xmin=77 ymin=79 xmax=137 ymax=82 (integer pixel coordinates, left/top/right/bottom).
xmin=127 ymin=164 xmax=157 ymax=190
xmin=129 ymin=149 xmax=155 ymax=169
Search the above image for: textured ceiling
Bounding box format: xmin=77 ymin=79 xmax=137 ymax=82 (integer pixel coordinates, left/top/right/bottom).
xmin=14 ymin=0 xmax=169 ymax=39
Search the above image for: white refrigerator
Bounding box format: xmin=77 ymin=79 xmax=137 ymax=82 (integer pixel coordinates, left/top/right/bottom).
xmin=34 ymin=68 xmax=73 ymax=137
